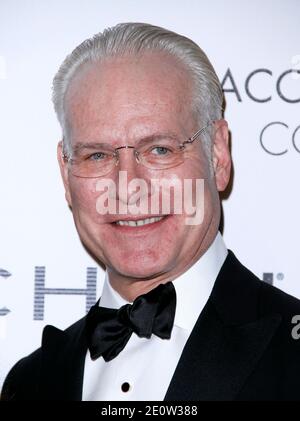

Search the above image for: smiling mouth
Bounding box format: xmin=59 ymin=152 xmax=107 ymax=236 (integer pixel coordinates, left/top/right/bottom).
xmin=113 ymin=215 xmax=167 ymax=227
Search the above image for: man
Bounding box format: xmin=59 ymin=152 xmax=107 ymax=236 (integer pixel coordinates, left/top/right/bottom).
xmin=1 ymin=22 xmax=300 ymax=401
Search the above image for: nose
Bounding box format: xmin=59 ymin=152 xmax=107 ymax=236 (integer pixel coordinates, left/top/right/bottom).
xmin=115 ymin=147 xmax=149 ymax=207
xmin=117 ymin=146 xmax=140 ymax=179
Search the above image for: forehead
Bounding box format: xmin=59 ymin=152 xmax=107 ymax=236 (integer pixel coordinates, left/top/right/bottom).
xmin=64 ymin=52 xmax=194 ymax=143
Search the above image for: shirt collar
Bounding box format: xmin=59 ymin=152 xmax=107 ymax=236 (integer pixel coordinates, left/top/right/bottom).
xmin=172 ymin=231 xmax=227 ymax=331
xmin=100 ymin=231 xmax=228 ymax=332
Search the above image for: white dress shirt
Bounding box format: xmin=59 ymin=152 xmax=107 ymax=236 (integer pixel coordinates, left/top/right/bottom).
xmin=82 ymin=232 xmax=228 ymax=401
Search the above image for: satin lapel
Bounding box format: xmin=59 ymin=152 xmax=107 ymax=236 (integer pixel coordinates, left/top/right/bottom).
xmin=39 ymin=317 xmax=88 ymax=400
xmin=165 ymin=250 xmax=282 ymax=401
xmin=164 ymin=301 xmax=281 ymax=400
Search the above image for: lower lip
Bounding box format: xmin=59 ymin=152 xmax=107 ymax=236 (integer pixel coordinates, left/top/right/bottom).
xmin=110 ymin=215 xmax=171 ymax=233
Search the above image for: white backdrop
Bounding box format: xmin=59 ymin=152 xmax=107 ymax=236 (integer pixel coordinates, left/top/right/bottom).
xmin=0 ymin=0 xmax=299 ymax=389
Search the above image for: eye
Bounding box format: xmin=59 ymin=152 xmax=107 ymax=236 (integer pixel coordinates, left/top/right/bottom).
xmin=88 ymin=152 xmax=107 ymax=161
xmin=151 ymin=146 xmax=172 ymax=156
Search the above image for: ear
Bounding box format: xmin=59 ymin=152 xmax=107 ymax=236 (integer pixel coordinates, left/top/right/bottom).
xmin=212 ymin=119 xmax=231 ymax=192
xmin=57 ymin=141 xmax=72 ymax=207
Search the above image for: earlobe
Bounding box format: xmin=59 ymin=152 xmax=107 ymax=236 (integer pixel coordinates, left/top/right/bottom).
xmin=212 ymin=120 xmax=232 ymax=192
xmin=57 ymin=141 xmax=72 ymax=206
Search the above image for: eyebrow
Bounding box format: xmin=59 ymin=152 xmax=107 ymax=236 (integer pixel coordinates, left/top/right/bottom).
xmin=72 ymin=132 xmax=180 ymax=153
xmin=73 ymin=142 xmax=111 ymax=154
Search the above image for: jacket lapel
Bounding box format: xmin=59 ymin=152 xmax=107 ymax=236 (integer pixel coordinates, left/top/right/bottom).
xmin=165 ymin=250 xmax=282 ymax=401
xmin=39 ymin=317 xmax=88 ymax=400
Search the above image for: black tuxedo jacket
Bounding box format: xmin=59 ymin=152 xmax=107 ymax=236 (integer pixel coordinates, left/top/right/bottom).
xmin=2 ymin=250 xmax=300 ymax=401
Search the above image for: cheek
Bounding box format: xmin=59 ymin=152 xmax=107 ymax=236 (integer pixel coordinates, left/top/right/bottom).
xmin=184 ymin=150 xmax=211 ymax=179
xmin=154 ymin=155 xmax=211 ymax=215
xmin=198 ymin=177 xmax=219 ymax=231
xmin=69 ymin=177 xmax=102 ymax=221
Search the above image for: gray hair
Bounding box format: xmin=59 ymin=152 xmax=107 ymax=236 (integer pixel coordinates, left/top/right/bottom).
xmin=52 ymin=22 xmax=223 ymax=164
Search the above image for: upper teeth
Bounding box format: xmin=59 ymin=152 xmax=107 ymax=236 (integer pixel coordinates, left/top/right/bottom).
xmin=116 ymin=216 xmax=164 ymax=226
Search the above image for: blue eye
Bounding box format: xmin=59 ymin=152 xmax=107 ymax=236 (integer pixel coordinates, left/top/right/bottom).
xmin=152 ymin=146 xmax=171 ymax=155
xmin=89 ymin=152 xmax=106 ymax=161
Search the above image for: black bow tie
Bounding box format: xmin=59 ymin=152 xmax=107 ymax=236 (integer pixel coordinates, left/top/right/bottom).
xmin=85 ymin=281 xmax=176 ymax=362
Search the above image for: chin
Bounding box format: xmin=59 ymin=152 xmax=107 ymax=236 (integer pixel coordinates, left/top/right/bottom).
xmin=108 ymin=252 xmax=174 ymax=280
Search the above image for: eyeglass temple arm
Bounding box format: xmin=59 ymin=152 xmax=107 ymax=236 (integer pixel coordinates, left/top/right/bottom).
xmin=187 ymin=121 xmax=214 ymax=144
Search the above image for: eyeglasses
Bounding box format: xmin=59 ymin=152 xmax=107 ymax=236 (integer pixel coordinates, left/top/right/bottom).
xmin=63 ymin=121 xmax=212 ymax=178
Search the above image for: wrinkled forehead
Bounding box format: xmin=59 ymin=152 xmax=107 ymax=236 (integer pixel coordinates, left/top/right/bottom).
xmin=64 ymin=52 xmax=195 ymax=142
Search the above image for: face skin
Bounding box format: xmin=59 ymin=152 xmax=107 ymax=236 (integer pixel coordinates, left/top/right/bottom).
xmin=57 ymin=52 xmax=231 ymax=301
